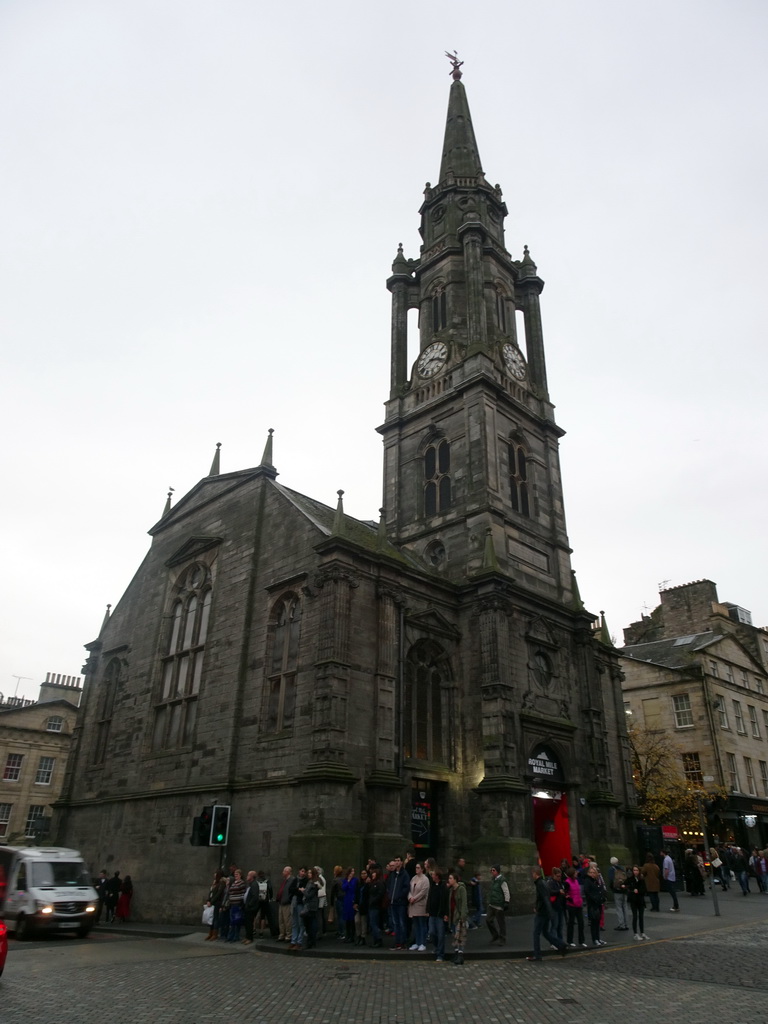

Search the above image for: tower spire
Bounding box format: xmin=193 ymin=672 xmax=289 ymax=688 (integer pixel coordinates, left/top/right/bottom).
xmin=439 ymin=65 xmax=483 ymax=182
xmin=209 ymin=442 xmax=221 ymax=476
xmin=260 ymin=428 xmax=274 ymax=468
xmin=332 ymin=489 xmax=345 ymax=535
xmin=163 ymin=487 xmax=175 ymax=517
xmin=597 ymin=610 xmax=613 ymax=646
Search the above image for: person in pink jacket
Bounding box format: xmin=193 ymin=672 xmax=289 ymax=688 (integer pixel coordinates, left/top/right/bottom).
xmin=407 ymin=862 xmax=430 ymax=951
xmin=563 ymin=867 xmax=586 ymax=947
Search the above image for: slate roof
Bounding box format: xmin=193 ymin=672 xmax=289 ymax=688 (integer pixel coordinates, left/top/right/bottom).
xmin=274 ymin=482 xmax=425 ymax=570
xmin=621 ymin=631 xmax=725 ymax=669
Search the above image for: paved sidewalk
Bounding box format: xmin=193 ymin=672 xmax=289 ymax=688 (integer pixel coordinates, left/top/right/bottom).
xmin=8 ymin=901 xmax=768 ymax=1024
xmin=97 ymin=885 xmax=768 ymax=960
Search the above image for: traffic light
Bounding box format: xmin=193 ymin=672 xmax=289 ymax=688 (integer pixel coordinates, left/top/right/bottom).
xmin=190 ymin=806 xmax=213 ymax=846
xmin=210 ymin=804 xmax=231 ymax=846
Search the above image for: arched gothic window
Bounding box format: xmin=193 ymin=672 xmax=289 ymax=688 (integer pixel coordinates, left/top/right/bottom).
xmin=265 ymin=594 xmax=301 ymax=733
xmin=432 ymin=286 xmax=447 ymax=332
xmin=93 ymin=658 xmax=120 ymax=764
xmin=153 ymin=563 xmax=212 ymax=751
xmin=404 ymin=640 xmax=450 ymax=764
xmin=508 ymin=442 xmax=530 ymax=517
xmin=424 ymin=439 xmax=451 ymax=516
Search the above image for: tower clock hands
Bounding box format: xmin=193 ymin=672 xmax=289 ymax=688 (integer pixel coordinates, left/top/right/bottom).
xmin=417 ymin=342 xmax=448 ymax=378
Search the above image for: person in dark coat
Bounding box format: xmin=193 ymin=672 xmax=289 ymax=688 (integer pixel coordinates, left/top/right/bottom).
xmin=627 ymin=865 xmax=649 ymax=940
xmin=300 ymin=868 xmax=320 ymax=949
xmin=341 ymin=867 xmax=358 ymax=943
xmin=242 ymin=870 xmax=260 ymax=944
xmin=583 ymin=866 xmax=607 ymax=947
xmin=386 ymin=856 xmax=410 ymax=950
xmin=526 ymin=866 xmax=568 ymax=961
xmin=426 ymin=868 xmax=449 ymax=963
xmin=367 ymin=868 xmax=386 ymax=947
xmin=94 ymin=870 xmax=109 ymax=924
xmin=104 ymin=872 xmax=121 ymax=923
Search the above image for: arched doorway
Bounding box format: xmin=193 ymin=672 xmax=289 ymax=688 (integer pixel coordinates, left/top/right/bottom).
xmin=528 ymin=745 xmax=572 ymax=872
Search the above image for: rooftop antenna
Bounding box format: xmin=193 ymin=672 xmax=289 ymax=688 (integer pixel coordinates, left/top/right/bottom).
xmin=11 ymin=675 xmax=33 ymax=697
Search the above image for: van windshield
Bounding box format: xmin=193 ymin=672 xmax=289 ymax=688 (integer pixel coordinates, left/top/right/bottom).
xmin=30 ymin=862 xmax=91 ymax=887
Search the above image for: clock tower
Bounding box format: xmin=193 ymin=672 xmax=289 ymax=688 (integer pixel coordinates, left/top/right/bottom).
xmin=59 ymin=61 xmax=635 ymax=910
xmin=380 ymin=64 xmax=576 ymax=607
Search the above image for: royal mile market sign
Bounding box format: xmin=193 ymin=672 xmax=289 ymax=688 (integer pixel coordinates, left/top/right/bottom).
xmin=528 ymin=749 xmax=564 ymax=784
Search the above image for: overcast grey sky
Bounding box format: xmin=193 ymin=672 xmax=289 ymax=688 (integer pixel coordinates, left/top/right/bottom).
xmin=2 ymin=0 xmax=767 ymax=701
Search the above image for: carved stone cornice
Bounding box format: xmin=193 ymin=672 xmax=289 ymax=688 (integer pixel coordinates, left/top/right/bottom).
xmin=376 ymin=581 xmax=406 ymax=605
xmin=315 ymin=566 xmax=360 ymax=589
xmin=472 ymin=595 xmax=513 ymax=617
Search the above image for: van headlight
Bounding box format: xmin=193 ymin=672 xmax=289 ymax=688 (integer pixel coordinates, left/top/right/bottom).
xmin=36 ymin=902 xmax=54 ymax=914
xmin=85 ymin=905 xmax=95 ymax=913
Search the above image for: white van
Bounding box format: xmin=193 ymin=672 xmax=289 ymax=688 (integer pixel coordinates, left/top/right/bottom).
xmin=0 ymin=847 xmax=98 ymax=939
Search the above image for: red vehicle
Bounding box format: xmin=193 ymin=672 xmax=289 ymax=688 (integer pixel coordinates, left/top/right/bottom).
xmin=0 ymin=918 xmax=8 ymax=978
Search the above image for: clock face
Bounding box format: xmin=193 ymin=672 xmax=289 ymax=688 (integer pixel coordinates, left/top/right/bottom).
xmin=417 ymin=342 xmax=448 ymax=378
xmin=502 ymin=343 xmax=526 ymax=380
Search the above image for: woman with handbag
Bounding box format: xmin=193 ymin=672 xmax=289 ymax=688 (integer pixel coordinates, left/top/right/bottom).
xmin=205 ymin=870 xmax=226 ymax=941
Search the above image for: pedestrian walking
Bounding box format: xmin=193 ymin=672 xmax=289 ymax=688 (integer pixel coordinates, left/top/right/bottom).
xmin=526 ymin=866 xmax=568 ymax=961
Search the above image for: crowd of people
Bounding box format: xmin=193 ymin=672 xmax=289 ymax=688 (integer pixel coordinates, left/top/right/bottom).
xmin=703 ymin=844 xmax=767 ymax=896
xmin=94 ymin=870 xmax=133 ymax=923
xmin=203 ymin=853 xmax=483 ymax=964
xmin=530 ymin=842 xmax=768 ymax=961
xmin=201 ymin=843 xmax=768 ymax=962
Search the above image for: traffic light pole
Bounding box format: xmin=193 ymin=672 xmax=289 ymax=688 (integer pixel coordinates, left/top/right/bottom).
xmin=698 ymin=795 xmax=721 ymax=917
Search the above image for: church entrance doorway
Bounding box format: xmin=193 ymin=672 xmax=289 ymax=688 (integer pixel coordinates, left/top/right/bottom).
xmin=528 ymin=745 xmax=572 ymax=872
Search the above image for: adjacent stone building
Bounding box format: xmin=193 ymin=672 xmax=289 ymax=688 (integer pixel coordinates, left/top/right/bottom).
xmin=622 ymin=581 xmax=768 ymax=849
xmin=0 ymin=674 xmax=81 ymax=843
xmin=624 ymin=579 xmax=768 ymax=672
xmin=57 ymin=69 xmax=635 ymax=921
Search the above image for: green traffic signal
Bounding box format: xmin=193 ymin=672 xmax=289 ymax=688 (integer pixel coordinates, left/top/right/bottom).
xmin=210 ymin=804 xmax=230 ymax=846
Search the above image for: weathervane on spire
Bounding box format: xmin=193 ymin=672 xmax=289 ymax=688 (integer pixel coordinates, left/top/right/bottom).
xmin=445 ymin=50 xmax=463 ymax=80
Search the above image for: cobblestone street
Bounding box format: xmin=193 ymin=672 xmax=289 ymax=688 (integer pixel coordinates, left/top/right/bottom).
xmin=4 ymin=908 xmax=768 ymax=1024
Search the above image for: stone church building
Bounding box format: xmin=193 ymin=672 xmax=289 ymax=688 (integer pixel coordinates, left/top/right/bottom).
xmin=57 ymin=69 xmax=635 ymax=919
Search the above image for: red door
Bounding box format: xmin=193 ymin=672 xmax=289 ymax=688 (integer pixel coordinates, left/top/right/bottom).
xmin=533 ymin=791 xmax=572 ymax=872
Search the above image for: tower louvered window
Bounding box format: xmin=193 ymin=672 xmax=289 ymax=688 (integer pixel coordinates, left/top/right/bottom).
xmin=496 ymin=287 xmax=507 ymax=333
xmin=432 ymin=287 xmax=447 ymax=332
xmin=424 ymin=440 xmax=451 ymax=516
xmin=508 ymin=443 xmax=530 ymax=516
